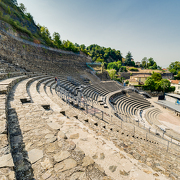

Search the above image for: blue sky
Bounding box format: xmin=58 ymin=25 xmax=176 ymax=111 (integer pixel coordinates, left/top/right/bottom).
xmin=17 ymin=0 xmax=180 ymax=68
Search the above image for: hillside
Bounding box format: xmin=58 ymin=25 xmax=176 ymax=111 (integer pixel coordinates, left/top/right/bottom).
xmin=0 ymin=0 xmax=42 ymax=41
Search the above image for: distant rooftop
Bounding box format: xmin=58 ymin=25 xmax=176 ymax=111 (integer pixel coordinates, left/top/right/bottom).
xmin=170 ymin=80 xmax=180 ymax=84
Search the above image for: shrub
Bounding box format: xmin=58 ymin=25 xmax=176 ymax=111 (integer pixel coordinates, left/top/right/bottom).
xmin=129 ymin=67 xmax=138 ymax=71
xmin=7 ymin=6 xmax=11 ymax=14
xmin=120 ymin=66 xmax=127 ymax=72
xmin=125 ymin=80 xmax=129 ymax=84
xmin=0 ymin=11 xmax=2 ymax=17
xmin=167 ymin=86 xmax=175 ymax=92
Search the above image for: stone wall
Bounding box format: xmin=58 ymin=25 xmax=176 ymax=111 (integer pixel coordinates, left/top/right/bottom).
xmin=0 ymin=29 xmax=91 ymax=75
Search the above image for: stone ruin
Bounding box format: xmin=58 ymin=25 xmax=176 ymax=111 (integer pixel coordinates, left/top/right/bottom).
xmin=0 ymin=27 xmax=180 ymax=180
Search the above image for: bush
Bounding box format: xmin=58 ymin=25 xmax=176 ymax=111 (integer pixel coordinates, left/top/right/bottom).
xmin=129 ymin=67 xmax=138 ymax=71
xmin=167 ymin=86 xmax=175 ymax=92
xmin=125 ymin=80 xmax=129 ymax=84
xmin=7 ymin=6 xmax=11 ymax=14
xmin=120 ymin=66 xmax=127 ymax=72
xmin=0 ymin=11 xmax=2 ymax=17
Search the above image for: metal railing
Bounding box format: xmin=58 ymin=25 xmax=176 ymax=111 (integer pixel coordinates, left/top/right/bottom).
xmin=56 ymin=83 xmax=180 ymax=161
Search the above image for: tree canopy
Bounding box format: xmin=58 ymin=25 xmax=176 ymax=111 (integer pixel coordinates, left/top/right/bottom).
xmin=151 ymin=72 xmax=162 ymax=81
xmin=168 ymin=61 xmax=180 ymax=75
xmin=85 ymin=44 xmax=122 ymax=63
xmin=125 ymin=51 xmax=134 ymax=66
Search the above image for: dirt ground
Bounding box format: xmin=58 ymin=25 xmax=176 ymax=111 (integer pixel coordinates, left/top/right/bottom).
xmin=148 ymin=97 xmax=180 ymax=134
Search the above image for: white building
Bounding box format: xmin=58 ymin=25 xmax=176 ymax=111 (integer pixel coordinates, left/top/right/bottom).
xmin=170 ymin=80 xmax=180 ymax=94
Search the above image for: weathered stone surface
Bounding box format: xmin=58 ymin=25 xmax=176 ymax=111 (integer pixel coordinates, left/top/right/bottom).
xmin=46 ymin=137 xmax=57 ymax=143
xmin=28 ymin=149 xmax=43 ymax=164
xmin=100 ymin=153 xmax=105 ymax=160
xmin=92 ymin=153 xmax=98 ymax=159
xmin=41 ymin=158 xmax=53 ymax=170
xmin=0 ymin=121 xmax=6 ymax=134
xmin=82 ymin=156 xmax=94 ymax=167
xmin=0 ymin=175 xmax=8 ymax=180
xmin=109 ymin=166 xmax=117 ymax=172
xmin=70 ymin=172 xmax=87 ymax=180
xmin=57 ymin=131 xmax=67 ymax=140
xmin=53 ymin=151 xmax=71 ymax=163
xmin=45 ymin=143 xmax=57 ymax=153
xmin=69 ymin=133 xmax=79 ymax=139
xmin=47 ymin=122 xmax=60 ymax=130
xmin=8 ymin=171 xmax=15 ymax=180
xmin=45 ymin=134 xmax=55 ymax=139
xmin=54 ymin=158 xmax=77 ymax=172
xmin=42 ymin=170 xmax=52 ymax=180
xmin=0 ymin=153 xmax=14 ymax=168
xmin=119 ymin=170 xmax=130 ymax=176
xmin=143 ymin=169 xmax=152 ymax=174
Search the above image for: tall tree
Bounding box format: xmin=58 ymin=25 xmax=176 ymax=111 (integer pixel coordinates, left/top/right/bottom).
xmin=53 ymin=32 xmax=62 ymax=48
xmin=141 ymin=57 xmax=147 ymax=68
xmin=147 ymin=57 xmax=154 ymax=68
xmin=126 ymin=51 xmax=133 ymax=66
xmin=19 ymin=3 xmax=26 ymax=13
xmin=160 ymin=79 xmax=170 ymax=93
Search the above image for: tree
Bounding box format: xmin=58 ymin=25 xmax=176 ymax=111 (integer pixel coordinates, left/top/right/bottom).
xmin=26 ymin=13 xmax=34 ymax=21
xmin=152 ymin=62 xmax=157 ymax=69
xmin=11 ymin=0 xmax=18 ymax=5
xmin=39 ymin=26 xmax=53 ymax=46
xmin=19 ymin=3 xmax=26 ymax=13
xmin=96 ymin=57 xmax=104 ymax=63
xmin=160 ymin=79 xmax=170 ymax=93
xmin=108 ymin=69 xmax=116 ymax=80
xmin=177 ymin=71 xmax=180 ymax=79
xmin=147 ymin=57 xmax=154 ymax=68
xmin=145 ymin=77 xmax=156 ymax=91
xmin=74 ymin=43 xmax=80 ymax=47
xmin=141 ymin=57 xmax=147 ymax=68
xmin=53 ymin=32 xmax=62 ymax=48
xmin=168 ymin=61 xmax=180 ymax=75
xmin=107 ymin=61 xmax=121 ymax=71
xmin=126 ymin=51 xmax=133 ymax=66
xmin=151 ymin=72 xmax=162 ymax=81
xmin=80 ymin=44 xmax=86 ymax=50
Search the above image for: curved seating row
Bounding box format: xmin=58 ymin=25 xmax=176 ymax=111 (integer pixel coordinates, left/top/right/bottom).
xmin=112 ymin=90 xmax=151 ymax=118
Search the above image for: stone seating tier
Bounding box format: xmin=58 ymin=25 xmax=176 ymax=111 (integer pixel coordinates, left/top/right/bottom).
xmin=0 ymin=74 xmax=180 ymax=179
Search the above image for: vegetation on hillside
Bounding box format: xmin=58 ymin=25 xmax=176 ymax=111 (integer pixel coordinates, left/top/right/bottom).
xmin=0 ymin=0 xmax=176 ymax=78
xmin=141 ymin=57 xmax=161 ymax=70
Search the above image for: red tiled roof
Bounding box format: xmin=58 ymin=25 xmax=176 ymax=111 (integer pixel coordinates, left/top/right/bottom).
xmin=170 ymin=80 xmax=180 ymax=84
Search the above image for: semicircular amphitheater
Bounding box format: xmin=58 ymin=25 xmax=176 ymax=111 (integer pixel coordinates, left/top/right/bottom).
xmin=1 ymin=31 xmax=180 ymax=180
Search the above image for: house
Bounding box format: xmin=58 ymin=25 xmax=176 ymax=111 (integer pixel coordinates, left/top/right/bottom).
xmin=130 ymin=74 xmax=151 ymax=84
xmin=170 ymin=80 xmax=180 ymax=94
xmin=128 ymin=79 xmax=139 ymax=86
